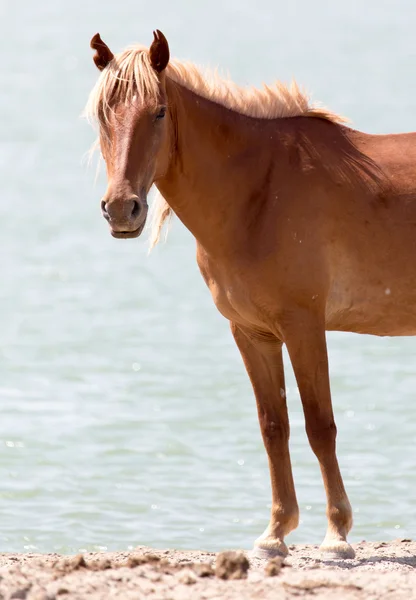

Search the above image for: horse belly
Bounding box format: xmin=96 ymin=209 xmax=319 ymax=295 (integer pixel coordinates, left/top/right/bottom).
xmin=325 ymin=262 xmax=416 ymax=336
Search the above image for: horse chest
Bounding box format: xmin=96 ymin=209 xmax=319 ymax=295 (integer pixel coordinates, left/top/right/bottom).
xmin=208 ymin=278 xmax=245 ymax=320
xmin=197 ymin=255 xmax=264 ymax=326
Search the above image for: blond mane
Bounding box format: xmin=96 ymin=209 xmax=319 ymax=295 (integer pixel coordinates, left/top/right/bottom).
xmin=85 ymin=45 xmax=344 ymax=248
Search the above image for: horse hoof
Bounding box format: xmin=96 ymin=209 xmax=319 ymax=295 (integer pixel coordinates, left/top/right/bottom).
xmin=251 ymin=542 xmax=288 ymax=560
xmin=319 ymin=540 xmax=355 ymax=559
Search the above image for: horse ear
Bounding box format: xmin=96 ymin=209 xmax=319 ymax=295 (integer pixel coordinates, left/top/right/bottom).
xmin=90 ymin=33 xmax=114 ymax=71
xmin=149 ymin=30 xmax=170 ymax=73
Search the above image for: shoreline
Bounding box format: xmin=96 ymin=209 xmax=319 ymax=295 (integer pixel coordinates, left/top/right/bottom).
xmin=0 ymin=540 xmax=414 ymax=599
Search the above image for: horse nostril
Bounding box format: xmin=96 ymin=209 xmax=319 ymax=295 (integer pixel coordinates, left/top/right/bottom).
xmin=101 ymin=200 xmax=110 ymax=221
xmin=131 ymin=200 xmax=141 ymax=219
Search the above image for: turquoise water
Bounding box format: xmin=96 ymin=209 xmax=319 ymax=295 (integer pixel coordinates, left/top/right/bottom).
xmin=1 ymin=0 xmax=415 ymax=554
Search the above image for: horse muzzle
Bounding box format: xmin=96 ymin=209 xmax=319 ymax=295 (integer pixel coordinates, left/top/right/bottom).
xmin=101 ymin=196 xmax=148 ymax=239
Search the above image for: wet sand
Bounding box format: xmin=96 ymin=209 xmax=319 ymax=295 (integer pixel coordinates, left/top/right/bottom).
xmin=0 ymin=540 xmax=414 ymax=599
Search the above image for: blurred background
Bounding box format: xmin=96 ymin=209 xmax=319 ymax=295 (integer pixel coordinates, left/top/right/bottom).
xmin=1 ymin=0 xmax=415 ymax=554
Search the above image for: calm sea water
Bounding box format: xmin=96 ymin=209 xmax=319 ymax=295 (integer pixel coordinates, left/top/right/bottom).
xmin=1 ymin=0 xmax=415 ymax=554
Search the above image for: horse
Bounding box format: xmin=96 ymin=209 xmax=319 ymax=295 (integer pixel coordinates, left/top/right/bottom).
xmin=85 ymin=30 xmax=416 ymax=560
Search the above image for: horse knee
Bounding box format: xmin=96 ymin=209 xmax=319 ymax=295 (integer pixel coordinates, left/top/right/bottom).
xmin=260 ymin=412 xmax=290 ymax=448
xmin=305 ymin=419 xmax=337 ymax=457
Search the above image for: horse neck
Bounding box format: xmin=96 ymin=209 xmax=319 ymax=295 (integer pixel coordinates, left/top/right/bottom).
xmin=155 ymin=80 xmax=260 ymax=254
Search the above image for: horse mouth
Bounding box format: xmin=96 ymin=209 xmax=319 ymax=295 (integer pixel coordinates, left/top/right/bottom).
xmin=110 ymin=223 xmax=145 ymax=239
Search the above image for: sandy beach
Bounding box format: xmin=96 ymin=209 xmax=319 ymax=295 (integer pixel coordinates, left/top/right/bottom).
xmin=0 ymin=540 xmax=414 ymax=599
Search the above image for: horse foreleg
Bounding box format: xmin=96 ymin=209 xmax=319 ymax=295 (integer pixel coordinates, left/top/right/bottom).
xmin=283 ymin=309 xmax=354 ymax=559
xmin=231 ymin=322 xmax=299 ymax=559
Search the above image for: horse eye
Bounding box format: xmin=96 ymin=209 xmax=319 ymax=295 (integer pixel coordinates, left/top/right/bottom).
xmin=155 ymin=107 xmax=166 ymax=120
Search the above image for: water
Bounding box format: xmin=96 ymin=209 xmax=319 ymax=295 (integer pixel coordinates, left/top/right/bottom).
xmin=1 ymin=0 xmax=415 ymax=554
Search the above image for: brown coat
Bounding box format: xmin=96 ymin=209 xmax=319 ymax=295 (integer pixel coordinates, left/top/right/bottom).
xmin=86 ymin=30 xmax=416 ymax=559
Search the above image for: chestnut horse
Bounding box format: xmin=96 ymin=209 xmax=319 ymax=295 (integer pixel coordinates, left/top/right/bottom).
xmin=85 ymin=30 xmax=416 ymax=559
